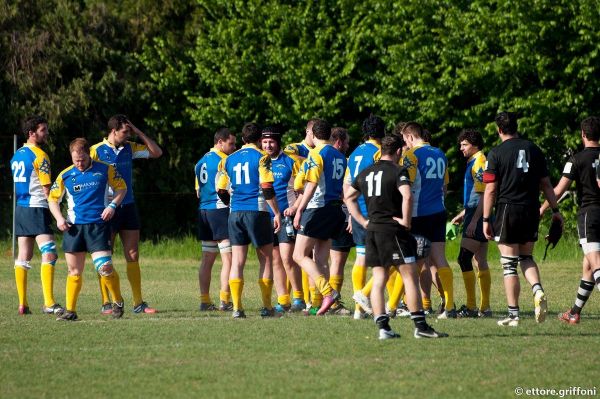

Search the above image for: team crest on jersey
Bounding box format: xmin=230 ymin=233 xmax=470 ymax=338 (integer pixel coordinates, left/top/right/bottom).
xmin=304 ymin=157 xmax=318 ymax=171
xmin=50 ymin=181 xmax=58 ymax=191
xmin=474 ymin=167 xmax=484 ymax=182
xmin=402 ymin=156 xmax=414 ymax=169
xmin=38 ymin=159 xmax=50 ymax=174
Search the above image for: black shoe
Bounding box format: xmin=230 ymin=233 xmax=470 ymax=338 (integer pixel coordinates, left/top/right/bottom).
xmin=57 ymin=311 xmax=78 ymax=321
xmin=414 ymin=326 xmax=449 ymax=339
xmin=112 ymin=302 xmax=125 ymax=319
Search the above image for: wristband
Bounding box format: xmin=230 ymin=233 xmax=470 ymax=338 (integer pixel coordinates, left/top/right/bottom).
xmin=552 ymin=208 xmax=560 ymax=214
xmin=482 ymin=217 xmax=490 ymax=222
xmin=108 ymin=202 xmax=117 ymax=210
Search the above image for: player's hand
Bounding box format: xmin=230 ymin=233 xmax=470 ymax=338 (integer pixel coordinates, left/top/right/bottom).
xmin=392 ymin=217 xmax=409 ymax=230
xmin=346 ymin=220 xmax=352 ymax=233
xmin=551 ymin=211 xmax=564 ymax=227
xmin=126 ymin=120 xmax=142 ymax=137
xmin=101 ymin=206 xmax=116 ymax=221
xmin=293 ymin=210 xmax=302 ymax=229
xmin=57 ymin=218 xmax=71 ymax=232
xmin=283 ymin=206 xmax=296 ymax=217
xmin=483 ymin=221 xmax=493 ymax=240
xmin=273 ymin=213 xmax=281 ymax=233
xmin=451 ymin=214 xmax=463 ymax=225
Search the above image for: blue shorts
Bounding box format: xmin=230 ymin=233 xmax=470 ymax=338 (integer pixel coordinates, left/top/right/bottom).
xmin=228 ymin=211 xmax=273 ymax=247
xmin=197 ymin=208 xmax=230 ymax=241
xmin=351 ymin=218 xmax=366 ymax=246
xmin=298 ymin=202 xmax=346 ymax=241
xmin=331 ymin=227 xmax=354 ymax=252
xmin=63 ymin=223 xmax=111 ymax=253
xmin=463 ymin=207 xmax=487 ymax=243
xmin=15 ymin=206 xmax=53 ymax=237
xmin=110 ymin=202 xmax=141 ymax=232
xmin=412 ymin=211 xmax=447 ymax=243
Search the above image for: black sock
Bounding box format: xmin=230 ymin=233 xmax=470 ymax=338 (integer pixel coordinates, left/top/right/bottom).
xmin=410 ymin=310 xmax=428 ymax=330
xmin=375 ymin=314 xmax=391 ymax=331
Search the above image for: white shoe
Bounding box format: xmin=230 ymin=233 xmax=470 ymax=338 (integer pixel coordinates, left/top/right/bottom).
xmin=352 ymin=291 xmax=372 ymax=314
xmin=497 ymin=315 xmax=519 ymax=327
xmin=354 ymin=309 xmax=368 ymax=320
xmin=534 ymin=291 xmax=547 ymax=323
xmin=379 ymin=329 xmax=400 ymax=340
xmin=396 ymin=307 xmax=411 ymax=318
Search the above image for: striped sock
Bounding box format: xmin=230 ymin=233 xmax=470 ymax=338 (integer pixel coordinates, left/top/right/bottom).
xmin=508 ymin=305 xmax=519 ymax=318
xmin=531 ymin=283 xmax=543 ymax=296
xmin=410 ymin=310 xmax=428 ymax=330
xmin=593 ymin=269 xmax=600 ymax=290
xmin=571 ymin=279 xmax=594 ymax=314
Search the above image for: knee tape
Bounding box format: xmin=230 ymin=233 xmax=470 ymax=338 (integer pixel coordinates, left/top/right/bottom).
xmin=501 ymin=256 xmax=519 ymax=278
xmin=202 ymin=241 xmax=219 ymax=253
xmin=218 ymin=240 xmax=232 ymax=254
xmin=457 ymin=247 xmax=474 ymax=273
xmin=356 ymin=246 xmax=366 ymax=256
xmin=93 ymin=255 xmax=114 ymax=276
xmin=38 ymin=240 xmax=58 ymax=266
xmin=15 ymin=260 xmax=32 ymax=270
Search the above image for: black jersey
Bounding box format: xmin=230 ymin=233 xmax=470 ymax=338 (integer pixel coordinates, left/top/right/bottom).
xmin=351 ymin=160 xmax=411 ymax=232
xmin=484 ymin=137 xmax=548 ymax=207
xmin=562 ymin=147 xmax=600 ymax=210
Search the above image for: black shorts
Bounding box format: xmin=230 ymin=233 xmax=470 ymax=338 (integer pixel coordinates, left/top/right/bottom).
xmin=493 ymin=203 xmax=539 ymax=244
xmin=110 ymin=202 xmax=141 ymax=232
xmin=462 ymin=207 xmax=487 ymax=243
xmin=63 ymin=223 xmax=111 ymax=253
xmin=351 ymin=218 xmax=366 ymax=247
xmin=298 ymin=202 xmax=345 ymax=240
xmin=411 ymin=211 xmax=447 ymax=243
xmin=228 ymin=211 xmax=273 ymax=247
xmin=577 ymin=207 xmax=600 ymax=253
xmin=15 ymin=206 xmax=53 ymax=237
xmin=365 ymin=229 xmax=417 ymax=268
xmin=197 ymin=208 xmax=230 ymax=241
xmin=331 ymin=227 xmax=355 ymax=252
xmin=273 ymin=224 xmax=295 ymax=247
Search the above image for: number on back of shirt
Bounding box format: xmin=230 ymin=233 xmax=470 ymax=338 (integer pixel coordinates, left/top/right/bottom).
xmin=198 ymin=163 xmax=208 ymax=184
xmin=516 ymin=150 xmax=529 ymax=172
xmin=233 ymin=162 xmax=250 ymax=184
xmin=352 ymin=155 xmax=363 ymax=177
xmin=365 ymin=171 xmax=382 ymax=197
xmin=11 ymin=161 xmax=26 ymax=182
xmin=332 ymin=158 xmax=344 ymax=179
xmin=425 ymin=157 xmax=445 ymax=179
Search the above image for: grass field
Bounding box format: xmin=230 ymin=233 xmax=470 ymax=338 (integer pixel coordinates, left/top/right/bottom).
xmin=1 ymin=236 xmax=599 ymax=399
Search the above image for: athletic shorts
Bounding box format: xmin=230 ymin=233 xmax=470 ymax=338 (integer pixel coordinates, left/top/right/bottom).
xmin=365 ymin=228 xmax=417 ymax=268
xmin=411 ymin=211 xmax=447 ymax=243
xmin=298 ymin=202 xmax=346 ymax=241
xmin=331 ymin=227 xmax=355 ymax=252
xmin=351 ymin=218 xmax=366 ymax=247
xmin=63 ymin=223 xmax=111 ymax=253
xmin=197 ymin=208 xmax=230 ymax=241
xmin=15 ymin=206 xmax=53 ymax=237
xmin=462 ymin=207 xmax=487 ymax=243
xmin=577 ymin=207 xmax=600 ymax=254
xmin=110 ymin=202 xmax=141 ymax=232
xmin=273 ymin=224 xmax=295 ymax=247
xmin=493 ymin=203 xmax=539 ymax=244
xmin=228 ymin=211 xmax=273 ymax=247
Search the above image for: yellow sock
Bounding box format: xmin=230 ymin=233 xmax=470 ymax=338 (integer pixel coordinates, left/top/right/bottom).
xmin=127 ymin=261 xmax=143 ymax=307
xmin=438 ymin=267 xmax=454 ymax=311
xmin=229 ymin=278 xmax=244 ymax=311
xmin=66 ymin=275 xmax=83 ymax=312
xmin=98 ymin=273 xmax=111 ymax=304
xmin=362 ymin=277 xmax=373 ymax=296
xmin=14 ymin=266 xmax=28 ymax=307
xmin=422 ymin=296 xmax=431 ymax=310
xmin=200 ymin=294 xmax=211 ymax=304
xmin=312 ymin=291 xmax=323 ymax=307
xmin=278 ymin=294 xmax=291 ymax=306
xmin=302 ymin=270 xmax=310 ymax=304
xmin=462 ymin=270 xmax=477 ymax=309
xmin=315 ymin=275 xmax=332 ymax=297
xmin=220 ymin=290 xmax=231 ymax=303
xmin=40 ymin=263 xmax=56 ymax=307
xmin=258 ymin=278 xmax=273 ymax=308
xmin=329 ymin=275 xmax=343 ymax=293
xmin=292 ymin=290 xmax=303 ymax=300
xmin=387 ymin=273 xmax=404 ymax=310
xmin=102 ymin=273 xmax=123 ymax=303
xmin=386 ymin=268 xmax=398 ymax=295
xmin=478 ymin=269 xmax=491 ymax=310
xmin=351 ymin=265 xmax=367 ymax=291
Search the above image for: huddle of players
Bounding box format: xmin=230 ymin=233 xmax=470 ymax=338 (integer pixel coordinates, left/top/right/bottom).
xmin=10 ymin=115 xmax=162 ymax=321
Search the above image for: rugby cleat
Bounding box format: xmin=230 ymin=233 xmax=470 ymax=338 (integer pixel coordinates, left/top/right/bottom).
xmin=328 ymin=301 xmax=352 ymax=316
xmin=497 ymin=315 xmax=519 ymax=327
xmin=457 ymin=305 xmax=479 ymax=318
xmin=219 ymin=301 xmax=234 ymax=311
xmin=43 ymin=303 xmax=65 ymax=316
xmin=414 ymin=326 xmax=449 ymax=339
xmin=353 ymin=309 xmax=369 ymax=320
xmin=133 ymin=301 xmax=157 ymax=314
xmin=232 ymin=310 xmax=246 ymax=319
xmin=317 ymin=290 xmax=340 ymax=315
xmin=437 ymin=308 xmax=457 ymax=319
xmin=112 ymin=302 xmax=125 ymax=319
xmin=478 ymin=308 xmax=493 ymax=318
xmin=304 ymin=306 xmax=319 ymax=316
xmin=274 ymin=303 xmax=291 ymax=313
xmin=558 ymin=310 xmax=580 ymax=325
xmin=260 ymin=307 xmax=283 ymax=318
xmin=101 ymin=302 xmax=113 ymax=315
xmin=534 ymin=291 xmax=547 ymax=323
xmin=18 ymin=305 xmax=31 ymax=315
xmin=57 ymin=311 xmax=79 ymax=322
xmin=379 ymin=329 xmax=401 ymax=340
xmin=199 ymin=302 xmax=218 ymax=311
xmin=290 ymin=298 xmax=306 ymax=312
xmin=352 ymin=291 xmax=372 ymax=314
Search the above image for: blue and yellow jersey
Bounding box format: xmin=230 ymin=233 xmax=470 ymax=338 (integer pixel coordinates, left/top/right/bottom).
xmin=344 ymin=139 xmax=381 ymax=215
xmin=90 ymin=138 xmax=149 ymax=205
xmin=195 ymin=148 xmax=228 ymax=210
xmin=463 ymin=151 xmax=486 ymax=209
xmin=216 ymin=143 xmax=274 ymax=212
xmin=284 ymin=140 xmax=312 ymax=159
xmin=270 ymin=152 xmax=302 ymax=217
xmin=401 ymin=143 xmax=448 ymax=217
xmin=303 ymin=143 xmax=347 ymax=209
xmin=48 ymin=161 xmax=127 ymax=224
xmin=10 ymin=144 xmax=52 ymax=208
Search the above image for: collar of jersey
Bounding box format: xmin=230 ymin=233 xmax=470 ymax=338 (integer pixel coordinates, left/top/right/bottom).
xmin=103 ymin=137 xmax=127 ymax=150
xmin=468 ymin=150 xmax=482 ymax=162
xmin=313 ymin=142 xmax=330 ymax=151
xmin=366 ymin=139 xmax=381 ymax=148
xmin=413 ymin=142 xmax=430 ymax=150
xmin=23 ymin=143 xmax=40 ymax=149
xmin=210 ymin=147 xmax=227 ymax=157
xmin=242 ymin=143 xmax=262 ymax=151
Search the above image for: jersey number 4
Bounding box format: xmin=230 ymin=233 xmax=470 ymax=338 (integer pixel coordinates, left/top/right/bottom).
xmin=11 ymin=161 xmax=27 ymax=182
xmin=365 ymin=171 xmax=382 ymax=197
xmin=516 ymin=150 xmax=529 ymax=172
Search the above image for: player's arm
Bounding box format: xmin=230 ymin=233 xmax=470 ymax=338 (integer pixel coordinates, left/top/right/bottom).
xmin=540 ymin=176 xmax=564 ymax=226
xmin=33 ymin=152 xmax=52 ymax=199
xmin=345 ymin=185 xmax=367 ymax=229
xmin=264 ymin=187 xmax=281 ymax=233
xmin=451 ymin=209 xmax=466 ymax=225
xmin=102 ymin=165 xmax=127 ymax=221
xmin=259 ymin=155 xmax=281 ymax=232
xmin=395 ymin=184 xmax=412 ymax=230
xmin=540 ymin=176 xmax=572 ymax=215
xmin=48 ymin=175 xmax=70 ymax=232
xmin=128 ymin=120 xmax=163 ymax=158
xmin=293 ymin=182 xmax=317 ymax=229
